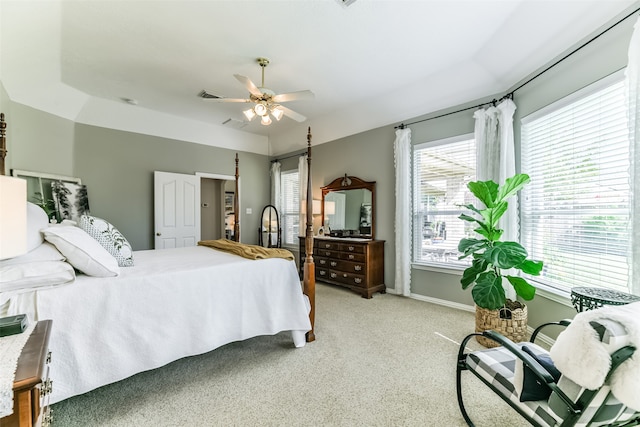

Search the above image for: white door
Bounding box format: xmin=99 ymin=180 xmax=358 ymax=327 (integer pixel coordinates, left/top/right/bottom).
xmin=154 ymin=171 xmax=201 ymax=249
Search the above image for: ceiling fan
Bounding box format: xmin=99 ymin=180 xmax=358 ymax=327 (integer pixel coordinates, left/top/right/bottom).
xmin=202 ymin=57 xmax=314 ymax=125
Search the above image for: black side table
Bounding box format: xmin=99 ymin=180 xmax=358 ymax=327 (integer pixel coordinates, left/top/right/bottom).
xmin=570 ymin=287 xmax=640 ymax=312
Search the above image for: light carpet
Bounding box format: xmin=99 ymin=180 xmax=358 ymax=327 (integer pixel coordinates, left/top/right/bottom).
xmin=52 ymin=283 xmax=530 ymax=426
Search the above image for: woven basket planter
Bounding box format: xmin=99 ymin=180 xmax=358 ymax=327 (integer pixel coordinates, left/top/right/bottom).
xmin=475 ymin=301 xmax=528 ymax=348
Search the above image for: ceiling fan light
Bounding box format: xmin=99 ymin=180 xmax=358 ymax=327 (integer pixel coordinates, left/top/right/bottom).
xmin=243 ymin=108 xmax=256 ymax=121
xmin=271 ymin=107 xmax=284 ymax=121
xmin=254 ymin=103 xmax=267 ymax=116
xmin=261 ymin=115 xmax=272 ymax=126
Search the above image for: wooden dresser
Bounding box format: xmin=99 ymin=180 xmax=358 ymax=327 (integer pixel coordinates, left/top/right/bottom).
xmin=1 ymin=320 xmax=53 ymax=427
xmin=299 ymin=236 xmax=385 ymax=298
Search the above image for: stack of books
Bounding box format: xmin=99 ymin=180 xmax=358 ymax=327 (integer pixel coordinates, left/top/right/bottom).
xmin=0 ymin=314 xmax=28 ymax=337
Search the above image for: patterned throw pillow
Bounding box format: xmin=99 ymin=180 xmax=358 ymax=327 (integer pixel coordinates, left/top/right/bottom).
xmin=79 ymin=215 xmax=134 ymax=267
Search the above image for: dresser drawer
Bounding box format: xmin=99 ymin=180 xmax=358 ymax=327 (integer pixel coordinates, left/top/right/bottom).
xmin=315 ymin=248 xmax=339 ymax=258
xmin=339 ymin=243 xmax=366 ymax=254
xmin=315 ymin=240 xmax=339 ymax=251
xmin=316 ymin=257 xmax=329 ymax=268
xmin=339 ymin=252 xmax=366 ymax=263
xmin=329 ymin=270 xmax=366 ymax=287
xmin=329 ymin=259 xmax=366 ymax=274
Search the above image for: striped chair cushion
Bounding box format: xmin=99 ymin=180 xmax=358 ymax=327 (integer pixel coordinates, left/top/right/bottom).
xmin=466 ymin=343 xmax=561 ymax=427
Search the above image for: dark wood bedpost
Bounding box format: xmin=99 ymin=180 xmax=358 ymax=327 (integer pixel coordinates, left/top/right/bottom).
xmin=303 ymin=127 xmax=316 ymax=342
xmin=0 ymin=113 xmax=7 ymax=176
xmin=234 ymin=153 xmax=240 ymax=242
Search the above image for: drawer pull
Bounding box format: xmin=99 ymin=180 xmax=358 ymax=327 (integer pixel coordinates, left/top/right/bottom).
xmin=348 ymin=254 xmax=354 ymax=259
xmin=354 ymin=278 xmax=362 ymax=284
xmin=330 ymin=272 xmax=337 ymax=278
xmin=330 ymin=261 xmax=337 ymax=267
xmin=324 ymin=243 xmax=331 ymax=248
xmin=46 ymin=350 xmax=52 ymax=364
xmin=319 ymin=271 xmax=326 ymax=276
xmin=325 ymin=251 xmax=331 ymax=256
xmin=348 ymin=246 xmax=355 ymax=251
xmin=343 ymin=273 xmax=348 ymax=278
xmin=320 ymin=259 xmax=326 ymax=265
xmin=354 ymin=265 xmax=362 ymax=271
xmin=41 ymin=379 xmax=53 ymax=397
xmin=43 ymin=407 xmax=53 ymax=427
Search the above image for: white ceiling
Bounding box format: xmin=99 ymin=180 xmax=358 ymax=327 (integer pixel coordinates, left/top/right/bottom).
xmin=1 ymin=0 xmax=638 ymax=155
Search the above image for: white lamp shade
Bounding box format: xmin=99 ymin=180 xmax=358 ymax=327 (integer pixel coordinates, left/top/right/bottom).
xmin=261 ymin=115 xmax=272 ymax=126
xmin=0 ymin=176 xmax=27 ymax=260
xmin=271 ymin=107 xmax=284 ymax=121
xmin=325 ymin=201 xmax=336 ymax=215
xmin=243 ymin=108 xmax=256 ymax=121
xmin=254 ymin=103 xmax=267 ymax=116
xmin=301 ymin=199 xmax=321 ymax=215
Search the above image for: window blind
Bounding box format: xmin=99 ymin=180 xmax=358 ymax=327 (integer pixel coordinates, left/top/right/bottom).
xmin=413 ymin=135 xmax=476 ymax=267
xmin=521 ymin=75 xmax=631 ymax=293
xmin=281 ymin=170 xmax=300 ymax=245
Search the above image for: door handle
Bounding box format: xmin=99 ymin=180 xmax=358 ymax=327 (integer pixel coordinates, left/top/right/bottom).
xmin=156 ymin=232 xmax=162 ymax=236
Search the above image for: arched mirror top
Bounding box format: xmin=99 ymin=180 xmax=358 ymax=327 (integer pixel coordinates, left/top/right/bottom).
xmin=321 ymin=174 xmax=376 ymax=240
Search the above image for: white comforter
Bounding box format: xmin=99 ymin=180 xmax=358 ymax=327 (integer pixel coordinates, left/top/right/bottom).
xmin=4 ymin=246 xmax=311 ymax=404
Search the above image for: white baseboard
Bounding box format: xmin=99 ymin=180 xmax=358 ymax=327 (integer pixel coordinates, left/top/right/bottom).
xmin=407 ymin=293 xmax=556 ymax=347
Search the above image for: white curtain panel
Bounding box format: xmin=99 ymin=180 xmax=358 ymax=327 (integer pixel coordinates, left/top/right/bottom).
xmin=473 ymin=99 xmax=518 ymax=242
xmin=474 ymin=99 xmax=518 ymax=299
xmin=270 ymin=161 xmax=281 ymax=211
xmin=298 ymin=154 xmax=308 ymax=237
xmin=394 ymin=128 xmax=412 ymax=296
xmin=626 ymin=16 xmax=640 ymax=295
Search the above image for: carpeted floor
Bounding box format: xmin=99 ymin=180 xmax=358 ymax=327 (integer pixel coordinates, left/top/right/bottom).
xmin=52 ymin=283 xmax=530 ymax=426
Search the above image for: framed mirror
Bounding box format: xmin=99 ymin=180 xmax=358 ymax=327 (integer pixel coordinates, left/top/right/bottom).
xmin=321 ymin=174 xmax=376 ymax=239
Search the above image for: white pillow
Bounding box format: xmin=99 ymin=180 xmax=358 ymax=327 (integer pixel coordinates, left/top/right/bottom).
xmin=79 ymin=215 xmax=134 ymax=267
xmin=42 ymin=226 xmax=120 ymax=277
xmin=27 ymin=202 xmax=48 ymax=252
xmin=0 ymin=260 xmax=76 ymax=292
xmin=0 ymin=242 xmax=65 ymax=266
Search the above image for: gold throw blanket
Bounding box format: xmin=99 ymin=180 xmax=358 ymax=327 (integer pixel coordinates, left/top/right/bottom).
xmin=198 ymin=239 xmax=294 ymax=261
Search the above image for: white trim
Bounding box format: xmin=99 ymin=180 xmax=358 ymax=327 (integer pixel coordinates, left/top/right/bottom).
xmin=409 ymin=292 xmax=475 ymax=313
xmin=414 ymin=132 xmax=474 ymax=150
xmin=195 ymin=172 xmax=235 ymax=181
xmin=522 ymin=69 xmax=625 ymax=124
xmin=12 ymin=169 xmax=82 ymax=184
xmin=412 ymin=262 xmax=465 ymax=276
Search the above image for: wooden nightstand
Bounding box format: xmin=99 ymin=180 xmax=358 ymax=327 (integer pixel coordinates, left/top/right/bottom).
xmin=1 ymin=320 xmax=53 ymax=427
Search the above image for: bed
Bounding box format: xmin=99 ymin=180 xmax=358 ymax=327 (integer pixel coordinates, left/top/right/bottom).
xmin=0 ymin=116 xmax=317 ymax=405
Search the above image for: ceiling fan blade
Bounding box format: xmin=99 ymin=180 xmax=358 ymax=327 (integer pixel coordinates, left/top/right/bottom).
xmin=272 ymin=90 xmax=315 ymax=103
xmin=279 ymin=106 xmax=307 ymax=123
xmin=234 ymin=74 xmax=263 ymax=97
xmin=202 ymin=98 xmax=250 ymax=103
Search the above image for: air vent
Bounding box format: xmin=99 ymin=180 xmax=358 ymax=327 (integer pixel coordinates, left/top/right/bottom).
xmin=198 ymin=89 xmax=223 ymax=99
xmin=336 ymin=0 xmax=357 ymax=6
xmin=222 ymin=118 xmax=248 ymax=129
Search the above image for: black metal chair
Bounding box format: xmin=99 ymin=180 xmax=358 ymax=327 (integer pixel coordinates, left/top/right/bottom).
xmin=456 ymin=314 xmax=639 ymax=427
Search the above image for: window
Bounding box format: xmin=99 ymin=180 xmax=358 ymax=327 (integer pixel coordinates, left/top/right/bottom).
xmin=521 ymin=74 xmax=631 ymax=294
xmin=413 ymin=135 xmax=476 ymax=267
xmin=281 ymin=170 xmax=300 ymax=245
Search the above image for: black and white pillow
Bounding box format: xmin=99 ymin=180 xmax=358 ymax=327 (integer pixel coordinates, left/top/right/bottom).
xmin=79 ymin=215 xmax=134 ymax=267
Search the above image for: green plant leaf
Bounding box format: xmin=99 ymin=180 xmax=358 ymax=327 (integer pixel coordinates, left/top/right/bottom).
xmin=467 ymin=181 xmax=498 ymax=208
xmin=517 ymin=259 xmax=544 ymax=276
xmin=483 ymin=241 xmax=528 ymax=269
xmin=460 ymin=258 xmax=488 ymax=288
xmin=458 ymin=238 xmax=489 ymax=258
xmin=496 ymin=173 xmax=530 ymax=203
xmin=471 ymin=271 xmax=506 ymax=310
xmin=460 ymin=204 xmax=483 ymax=216
xmin=506 ymin=276 xmax=536 ymax=300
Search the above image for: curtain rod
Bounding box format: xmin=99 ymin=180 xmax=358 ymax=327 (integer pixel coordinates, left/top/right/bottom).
xmin=270 ymin=150 xmax=307 ymax=163
xmin=395 ymin=6 xmax=640 ymax=130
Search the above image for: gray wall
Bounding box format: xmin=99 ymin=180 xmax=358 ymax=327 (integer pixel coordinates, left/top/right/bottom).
xmin=1 ymin=101 xmax=271 ymax=250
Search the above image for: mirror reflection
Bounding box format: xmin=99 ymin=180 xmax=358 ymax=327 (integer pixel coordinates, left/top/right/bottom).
xmin=322 ymin=175 xmax=376 ymax=239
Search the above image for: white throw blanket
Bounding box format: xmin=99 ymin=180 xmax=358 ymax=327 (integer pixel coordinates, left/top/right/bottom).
xmin=0 ymin=323 xmax=36 ymax=417
xmin=550 ymin=301 xmax=640 ymax=411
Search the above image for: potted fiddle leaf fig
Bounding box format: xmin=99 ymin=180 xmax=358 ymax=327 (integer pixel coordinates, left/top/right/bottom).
xmin=457 ymin=173 xmax=543 ymax=346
